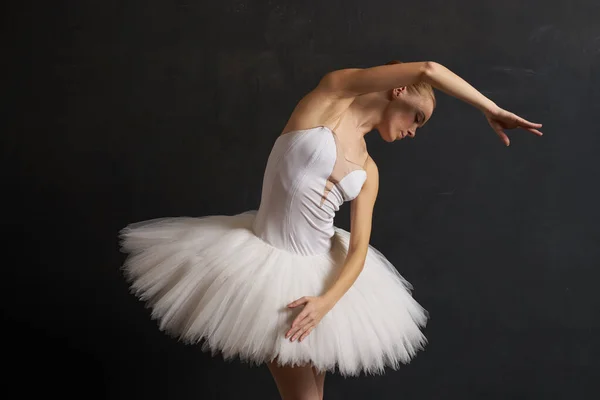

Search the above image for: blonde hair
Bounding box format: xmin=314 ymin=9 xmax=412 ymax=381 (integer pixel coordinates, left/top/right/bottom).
xmin=385 ymin=60 xmax=436 ymax=108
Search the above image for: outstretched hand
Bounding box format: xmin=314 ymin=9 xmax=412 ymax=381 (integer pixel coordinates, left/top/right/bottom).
xmin=484 ymin=106 xmax=543 ymax=146
xmin=285 ymin=296 xmax=333 ymax=342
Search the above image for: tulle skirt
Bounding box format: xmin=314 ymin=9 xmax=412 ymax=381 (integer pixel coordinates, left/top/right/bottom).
xmin=118 ymin=210 xmax=428 ymax=377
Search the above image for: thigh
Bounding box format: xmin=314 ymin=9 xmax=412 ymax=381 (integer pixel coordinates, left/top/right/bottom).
xmin=312 ymin=366 xmax=326 ymax=400
xmin=267 ymin=357 xmax=320 ymax=400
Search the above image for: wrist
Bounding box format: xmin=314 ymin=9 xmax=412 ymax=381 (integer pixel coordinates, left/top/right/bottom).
xmin=480 ymin=100 xmax=499 ymax=115
xmin=322 ymin=292 xmax=339 ymax=308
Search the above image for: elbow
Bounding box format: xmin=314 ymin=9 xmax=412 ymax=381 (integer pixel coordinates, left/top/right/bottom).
xmin=421 ymin=61 xmax=439 ymax=81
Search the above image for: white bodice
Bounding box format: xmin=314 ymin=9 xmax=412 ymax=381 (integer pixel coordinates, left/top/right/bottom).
xmin=252 ymin=126 xmax=367 ymax=255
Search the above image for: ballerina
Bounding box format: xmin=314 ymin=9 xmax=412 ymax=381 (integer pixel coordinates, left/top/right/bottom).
xmin=119 ymin=60 xmax=542 ymax=400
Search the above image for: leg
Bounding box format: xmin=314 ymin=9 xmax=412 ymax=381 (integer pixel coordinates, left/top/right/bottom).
xmin=311 ymin=366 xmax=326 ymax=400
xmin=267 ymin=356 xmax=320 ymax=400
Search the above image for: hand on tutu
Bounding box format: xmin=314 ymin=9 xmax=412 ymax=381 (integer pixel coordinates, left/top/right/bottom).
xmin=285 ymin=296 xmax=333 ymax=342
xmin=483 ymin=106 xmax=543 ymax=146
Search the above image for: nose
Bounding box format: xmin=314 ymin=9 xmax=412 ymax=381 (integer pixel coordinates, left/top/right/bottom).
xmin=407 ymin=130 xmax=415 ymax=138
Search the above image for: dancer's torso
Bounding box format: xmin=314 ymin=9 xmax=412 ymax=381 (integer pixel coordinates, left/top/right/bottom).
xmin=252 ymin=126 xmax=368 ymax=255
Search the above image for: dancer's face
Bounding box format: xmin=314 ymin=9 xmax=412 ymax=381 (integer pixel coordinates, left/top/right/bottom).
xmin=377 ymin=87 xmax=434 ymax=142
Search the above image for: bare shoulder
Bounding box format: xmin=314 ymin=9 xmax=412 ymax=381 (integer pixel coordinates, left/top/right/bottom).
xmin=279 ymin=73 xmax=357 ymax=136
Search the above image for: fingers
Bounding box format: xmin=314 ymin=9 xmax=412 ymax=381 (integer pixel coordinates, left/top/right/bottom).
xmin=509 ymin=113 xmax=544 ymax=137
xmin=517 ymin=116 xmax=543 ymax=129
xmin=286 ymin=311 xmax=310 ymax=338
xmin=285 ymin=314 xmax=314 ymax=342
xmin=298 ymin=325 xmax=314 ymax=342
xmin=493 ymin=126 xmax=510 ymax=146
xmin=288 ymin=323 xmax=315 ymax=342
xmin=524 ymin=127 xmax=544 ymax=136
xmin=292 ymin=311 xmax=311 ymax=330
xmin=489 ymin=111 xmax=543 ymax=145
xmin=284 ymin=296 xmax=322 ymax=342
xmin=287 ymin=296 xmax=308 ymax=308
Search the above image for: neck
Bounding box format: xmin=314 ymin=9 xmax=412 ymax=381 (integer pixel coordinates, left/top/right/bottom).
xmin=347 ymin=91 xmax=389 ymax=138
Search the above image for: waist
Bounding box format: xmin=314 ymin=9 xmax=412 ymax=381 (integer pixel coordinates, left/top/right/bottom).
xmin=251 ymin=206 xmax=334 ymax=256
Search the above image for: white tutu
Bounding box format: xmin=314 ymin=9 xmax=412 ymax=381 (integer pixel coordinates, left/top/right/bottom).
xmin=119 ymin=210 xmax=428 ymax=377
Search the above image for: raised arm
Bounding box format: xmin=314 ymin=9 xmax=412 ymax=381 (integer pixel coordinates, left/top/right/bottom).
xmin=321 ymin=62 xmax=430 ymax=98
xmin=322 ymin=62 xmax=495 ymax=112
xmin=321 ymin=61 xmax=543 ymax=146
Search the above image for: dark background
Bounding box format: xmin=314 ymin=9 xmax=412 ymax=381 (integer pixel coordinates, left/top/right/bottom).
xmin=4 ymin=0 xmax=599 ymax=398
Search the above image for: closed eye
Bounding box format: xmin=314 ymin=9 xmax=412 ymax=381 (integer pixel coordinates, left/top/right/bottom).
xmin=416 ymin=111 xmax=426 ymax=127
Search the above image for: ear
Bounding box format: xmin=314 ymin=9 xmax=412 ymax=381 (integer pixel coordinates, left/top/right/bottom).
xmin=392 ymin=86 xmax=407 ymax=98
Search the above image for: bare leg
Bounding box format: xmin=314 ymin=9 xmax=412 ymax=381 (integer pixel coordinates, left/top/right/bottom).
xmin=312 ymin=366 xmax=326 ymax=400
xmin=267 ymin=356 xmax=320 ymax=400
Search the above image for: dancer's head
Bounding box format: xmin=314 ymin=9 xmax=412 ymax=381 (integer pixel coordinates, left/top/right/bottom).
xmin=377 ymin=60 xmax=436 ymax=142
